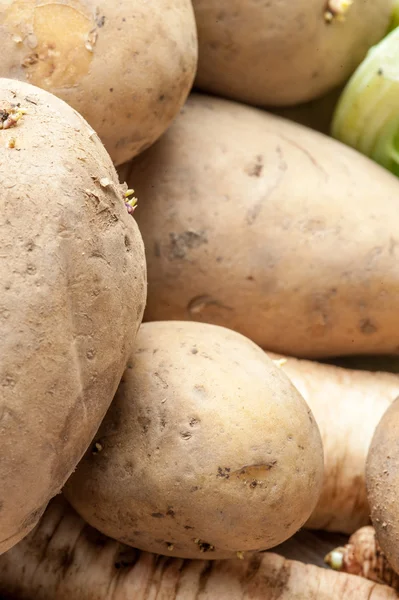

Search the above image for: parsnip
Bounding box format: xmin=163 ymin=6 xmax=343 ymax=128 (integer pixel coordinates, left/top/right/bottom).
xmin=0 ymin=498 xmax=396 ymax=600
xmin=325 ymin=526 xmax=399 ymax=592
xmin=267 ymin=353 xmax=399 ymax=534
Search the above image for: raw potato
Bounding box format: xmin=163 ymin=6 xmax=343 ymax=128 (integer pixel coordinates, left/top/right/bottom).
xmin=0 ymin=498 xmax=397 ymax=600
xmin=192 ymin=0 xmax=394 ymax=106
xmin=267 ymin=353 xmax=399 ymax=533
xmin=366 ymin=397 xmax=399 ymax=575
xmin=126 ymin=93 xmax=399 ymax=359
xmin=0 ymin=0 xmax=198 ymax=165
xmin=64 ymin=321 xmax=324 ymax=560
xmin=0 ymin=78 xmax=146 ymax=554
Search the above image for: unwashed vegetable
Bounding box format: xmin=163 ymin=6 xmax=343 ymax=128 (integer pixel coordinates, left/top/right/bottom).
xmin=0 ymin=0 xmax=198 ymax=165
xmin=332 ymin=25 xmax=399 ymax=176
xmin=0 ymin=497 xmax=397 ymax=600
xmin=366 ymin=396 xmax=399 ymax=575
xmin=123 ymin=93 xmax=399 ymax=358
xmin=325 ymin=526 xmax=399 ymax=591
xmin=267 ymin=353 xmax=399 ymax=533
xmin=192 ymin=0 xmax=394 ymax=107
xmin=0 ymin=78 xmax=146 ymax=554
xmin=64 ymin=321 xmax=324 ymax=560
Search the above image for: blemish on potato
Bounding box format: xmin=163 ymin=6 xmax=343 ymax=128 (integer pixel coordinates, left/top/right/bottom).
xmin=5 ymin=1 xmax=95 ymax=89
xmin=168 ymin=230 xmax=208 ymax=260
xmin=194 ymin=538 xmax=215 ymax=553
xmin=217 ymin=467 xmax=231 ymax=479
xmin=151 ymin=513 xmax=164 ymax=519
xmin=187 ymin=294 xmax=232 ymax=318
xmin=245 ymin=154 xmax=264 ymax=178
xmin=360 ymin=319 xmax=378 ymax=335
xmin=180 ymin=431 xmax=192 ymax=440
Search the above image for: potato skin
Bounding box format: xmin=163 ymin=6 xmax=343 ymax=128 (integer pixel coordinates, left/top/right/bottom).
xmin=0 ymin=0 xmax=198 ymax=165
xmin=366 ymin=397 xmax=399 ymax=575
xmin=192 ymin=0 xmax=394 ymax=107
xmin=125 ymin=94 xmax=399 ymax=359
xmin=0 ymin=78 xmax=146 ymax=553
xmin=64 ymin=321 xmax=323 ymax=560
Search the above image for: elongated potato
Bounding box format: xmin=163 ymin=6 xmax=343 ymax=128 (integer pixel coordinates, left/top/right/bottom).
xmin=0 ymin=0 xmax=198 ymax=165
xmin=192 ymin=0 xmax=394 ymax=106
xmin=124 ymin=93 xmax=399 ymax=359
xmin=64 ymin=321 xmax=324 ymax=560
xmin=267 ymin=353 xmax=399 ymax=533
xmin=0 ymin=78 xmax=146 ymax=554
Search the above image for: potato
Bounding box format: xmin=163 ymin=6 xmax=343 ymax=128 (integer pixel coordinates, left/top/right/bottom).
xmin=0 ymin=0 xmax=198 ymax=165
xmin=0 ymin=78 xmax=146 ymax=554
xmin=124 ymin=93 xmax=399 ymax=359
xmin=192 ymin=0 xmax=394 ymax=106
xmin=64 ymin=321 xmax=324 ymax=560
xmin=366 ymin=397 xmax=399 ymax=576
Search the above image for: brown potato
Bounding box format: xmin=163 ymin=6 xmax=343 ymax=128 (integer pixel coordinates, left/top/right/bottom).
xmin=366 ymin=397 xmax=399 ymax=575
xmin=0 ymin=78 xmax=146 ymax=554
xmin=64 ymin=321 xmax=324 ymax=560
xmin=0 ymin=0 xmax=198 ymax=165
xmin=124 ymin=93 xmax=399 ymax=359
xmin=192 ymin=0 xmax=394 ymax=106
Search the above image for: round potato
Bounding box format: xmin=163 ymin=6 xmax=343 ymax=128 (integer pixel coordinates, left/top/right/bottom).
xmin=0 ymin=0 xmax=198 ymax=165
xmin=192 ymin=0 xmax=394 ymax=106
xmin=0 ymin=78 xmax=146 ymax=554
xmin=366 ymin=397 xmax=399 ymax=575
xmin=125 ymin=93 xmax=399 ymax=359
xmin=64 ymin=321 xmax=324 ymax=560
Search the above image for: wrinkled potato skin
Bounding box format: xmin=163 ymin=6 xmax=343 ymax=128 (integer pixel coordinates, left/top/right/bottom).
xmin=0 ymin=0 xmax=198 ymax=165
xmin=0 ymin=78 xmax=146 ymax=554
xmin=125 ymin=94 xmax=399 ymax=359
xmin=64 ymin=321 xmax=324 ymax=560
xmin=366 ymin=398 xmax=399 ymax=575
xmin=192 ymin=0 xmax=394 ymax=107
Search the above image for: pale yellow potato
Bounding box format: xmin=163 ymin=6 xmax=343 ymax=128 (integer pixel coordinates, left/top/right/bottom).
xmin=124 ymin=93 xmax=399 ymax=359
xmin=64 ymin=321 xmax=324 ymax=560
xmin=192 ymin=0 xmax=394 ymax=106
xmin=0 ymin=78 xmax=146 ymax=554
xmin=0 ymin=0 xmax=198 ymax=165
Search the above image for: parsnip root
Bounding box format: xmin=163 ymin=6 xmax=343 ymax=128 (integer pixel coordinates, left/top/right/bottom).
xmin=269 ymin=353 xmax=399 ymax=533
xmin=325 ymin=526 xmax=399 ymax=591
xmin=0 ymin=498 xmax=397 ymax=599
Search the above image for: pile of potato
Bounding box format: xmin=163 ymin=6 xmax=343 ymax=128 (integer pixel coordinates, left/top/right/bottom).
xmin=1 ymin=1 xmax=399 ymax=598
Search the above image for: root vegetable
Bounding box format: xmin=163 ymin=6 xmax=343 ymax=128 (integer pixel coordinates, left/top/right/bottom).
xmin=127 ymin=93 xmax=399 ymax=358
xmin=0 ymin=497 xmax=397 ymax=600
xmin=0 ymin=0 xmax=198 ymax=165
xmin=366 ymin=397 xmax=399 ymax=574
xmin=267 ymin=353 xmax=399 ymax=533
xmin=0 ymin=77 xmax=146 ymax=554
xmin=192 ymin=0 xmax=394 ymax=107
xmin=64 ymin=321 xmax=324 ymax=560
xmin=325 ymin=526 xmax=399 ymax=591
